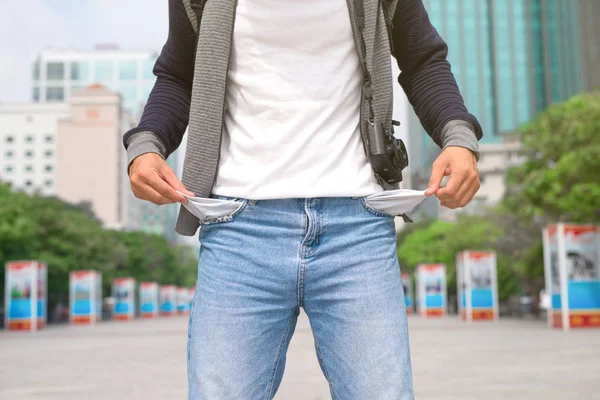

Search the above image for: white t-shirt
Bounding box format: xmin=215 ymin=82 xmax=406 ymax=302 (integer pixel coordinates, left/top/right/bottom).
xmin=211 ymin=0 xmax=383 ymax=199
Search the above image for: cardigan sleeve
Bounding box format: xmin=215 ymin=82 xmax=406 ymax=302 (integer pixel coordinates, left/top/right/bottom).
xmin=391 ymin=0 xmax=483 ymax=155
xmin=122 ymin=0 xmax=196 ymax=168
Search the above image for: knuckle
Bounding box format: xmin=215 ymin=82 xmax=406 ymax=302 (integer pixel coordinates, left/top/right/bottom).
xmin=137 ymin=170 xmax=149 ymax=180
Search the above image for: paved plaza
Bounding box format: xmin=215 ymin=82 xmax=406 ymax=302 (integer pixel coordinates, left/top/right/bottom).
xmin=1 ymin=311 xmax=599 ymax=399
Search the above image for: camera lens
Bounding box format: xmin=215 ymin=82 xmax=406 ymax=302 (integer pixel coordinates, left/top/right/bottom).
xmin=391 ymin=139 xmax=408 ymax=170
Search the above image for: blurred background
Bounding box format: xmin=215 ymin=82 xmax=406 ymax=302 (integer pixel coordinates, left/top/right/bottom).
xmin=0 ymin=1 xmax=599 ymax=399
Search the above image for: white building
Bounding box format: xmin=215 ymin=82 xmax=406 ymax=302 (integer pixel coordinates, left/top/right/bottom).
xmin=438 ymin=139 xmax=524 ymax=220
xmin=0 ymin=103 xmax=69 ymax=195
xmin=31 ymin=46 xmax=182 ymax=240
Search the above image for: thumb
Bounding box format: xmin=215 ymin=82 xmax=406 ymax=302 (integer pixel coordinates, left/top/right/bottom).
xmin=160 ymin=165 xmax=194 ymax=197
xmin=425 ymin=162 xmax=448 ymax=196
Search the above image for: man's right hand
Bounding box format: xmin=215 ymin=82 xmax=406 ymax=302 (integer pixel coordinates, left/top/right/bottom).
xmin=129 ymin=153 xmax=194 ymax=205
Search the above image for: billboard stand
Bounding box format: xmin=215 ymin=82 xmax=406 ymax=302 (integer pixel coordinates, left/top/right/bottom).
xmin=543 ymin=224 xmax=600 ymax=330
xmin=401 ymin=273 xmax=414 ymax=314
xmin=457 ymin=251 xmax=498 ymax=322
xmin=160 ymin=285 xmax=177 ymax=316
xmin=5 ymin=261 xmax=46 ymax=332
xmin=177 ymin=287 xmax=191 ymax=315
xmin=112 ymin=278 xmax=136 ymax=321
xmin=139 ymin=282 xmax=159 ymax=318
xmin=70 ymin=271 xmax=102 ymax=325
xmin=416 ymin=264 xmax=447 ymax=317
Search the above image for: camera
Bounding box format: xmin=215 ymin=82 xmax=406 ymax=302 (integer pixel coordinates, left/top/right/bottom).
xmin=366 ymin=119 xmax=409 ymax=184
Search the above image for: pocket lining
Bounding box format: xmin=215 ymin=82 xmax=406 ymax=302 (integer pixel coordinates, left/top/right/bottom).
xmin=200 ymin=199 xmax=249 ymax=225
xmin=359 ymin=196 xmax=394 ymax=218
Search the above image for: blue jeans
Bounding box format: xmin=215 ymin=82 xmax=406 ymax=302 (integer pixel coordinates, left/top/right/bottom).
xmin=188 ymin=196 xmax=414 ymax=399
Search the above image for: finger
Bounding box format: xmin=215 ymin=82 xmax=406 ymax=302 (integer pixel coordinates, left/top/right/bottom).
xmin=457 ymin=176 xmax=481 ymax=208
xmin=132 ymin=183 xmax=170 ymax=205
xmin=425 ymin=163 xmax=450 ymax=196
xmin=453 ymin=178 xmax=474 ymax=208
xmin=436 ymin=171 xmax=467 ymax=202
xmin=147 ymin=174 xmax=187 ymax=204
xmin=134 ymin=169 xmax=183 ymax=204
xmin=160 ymin=166 xmax=194 ymax=197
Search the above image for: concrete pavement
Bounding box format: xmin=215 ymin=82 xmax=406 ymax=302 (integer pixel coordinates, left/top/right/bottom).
xmin=1 ymin=311 xmax=598 ymax=399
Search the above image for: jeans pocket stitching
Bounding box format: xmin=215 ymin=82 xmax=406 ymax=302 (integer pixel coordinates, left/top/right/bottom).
xmin=201 ymin=199 xmax=249 ymax=225
xmin=359 ymin=196 xmax=393 ymax=218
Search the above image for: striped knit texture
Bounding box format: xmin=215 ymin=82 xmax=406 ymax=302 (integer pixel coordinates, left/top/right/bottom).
xmin=175 ymin=0 xmax=238 ymax=235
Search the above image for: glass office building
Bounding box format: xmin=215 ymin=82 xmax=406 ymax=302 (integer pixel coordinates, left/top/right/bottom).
xmin=32 ymin=47 xmax=180 ymax=240
xmin=32 ymin=46 xmax=158 ymax=114
xmin=413 ymin=0 xmax=585 ymax=165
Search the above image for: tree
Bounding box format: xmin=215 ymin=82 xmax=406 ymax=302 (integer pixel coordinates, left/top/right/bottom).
xmin=504 ymin=90 xmax=600 ymax=223
xmin=0 ymin=183 xmax=198 ymax=307
xmin=396 ymin=214 xmax=514 ymax=299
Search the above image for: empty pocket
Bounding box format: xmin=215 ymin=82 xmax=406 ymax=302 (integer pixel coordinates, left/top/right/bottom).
xmin=180 ymin=193 xmax=247 ymax=224
xmin=362 ymin=189 xmax=427 ymax=220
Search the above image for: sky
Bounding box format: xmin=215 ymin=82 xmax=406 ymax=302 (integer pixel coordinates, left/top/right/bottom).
xmin=0 ymin=0 xmax=168 ymax=102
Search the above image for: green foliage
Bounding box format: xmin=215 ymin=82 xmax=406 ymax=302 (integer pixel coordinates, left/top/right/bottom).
xmin=504 ymin=90 xmax=600 ymax=223
xmin=0 ymin=183 xmax=198 ymax=303
xmin=397 ymin=215 xmax=505 ymax=297
xmin=397 ymin=90 xmax=600 ymax=302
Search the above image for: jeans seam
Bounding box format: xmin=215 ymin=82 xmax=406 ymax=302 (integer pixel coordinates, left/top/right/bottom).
xmin=298 ymin=257 xmax=305 ymax=307
xmin=264 ymin=310 xmax=298 ymax=400
xmin=359 ymin=196 xmax=394 ymax=218
xmin=313 ymin=334 xmax=337 ymax=400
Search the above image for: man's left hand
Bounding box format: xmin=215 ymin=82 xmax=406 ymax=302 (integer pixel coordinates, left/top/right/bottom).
xmin=424 ymin=147 xmax=480 ymax=209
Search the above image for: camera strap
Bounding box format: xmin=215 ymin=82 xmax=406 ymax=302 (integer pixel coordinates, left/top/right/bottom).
xmin=354 ymin=0 xmax=376 ymax=125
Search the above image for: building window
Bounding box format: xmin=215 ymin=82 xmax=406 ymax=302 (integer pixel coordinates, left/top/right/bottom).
xmin=26 ymin=135 xmax=34 ymax=143
xmin=45 ymin=180 xmax=53 ymax=188
xmin=120 ymin=83 xmax=138 ymax=105
xmin=46 ymin=62 xmax=65 ymax=80
xmin=45 ymin=135 xmax=53 ymax=143
xmin=5 ymin=166 xmax=13 ymax=173
xmin=45 ymin=165 xmax=53 ymax=172
xmin=94 ymin=61 xmax=114 ymax=86
xmin=25 ymin=165 xmax=33 ymax=173
xmin=143 ymin=59 xmax=156 ymax=80
xmin=5 ymin=150 xmax=14 ymax=158
xmin=45 ymin=150 xmax=53 ymax=157
xmin=25 ymin=180 xmax=33 ymax=187
xmin=119 ymin=60 xmax=138 ymax=80
xmin=33 ymin=87 xmax=40 ymax=102
xmin=25 ymin=151 xmax=34 ymax=158
xmin=33 ymin=62 xmax=40 ymax=80
xmin=47 ymin=87 xmax=64 ymax=102
xmin=71 ymin=61 xmax=90 ymax=81
xmin=5 ymin=136 xmax=14 ymax=144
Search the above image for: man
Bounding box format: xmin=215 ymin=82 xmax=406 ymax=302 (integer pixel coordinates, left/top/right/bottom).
xmin=124 ymin=0 xmax=482 ymax=398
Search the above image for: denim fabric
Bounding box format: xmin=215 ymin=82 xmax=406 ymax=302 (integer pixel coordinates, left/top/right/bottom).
xmin=188 ymin=196 xmax=414 ymax=399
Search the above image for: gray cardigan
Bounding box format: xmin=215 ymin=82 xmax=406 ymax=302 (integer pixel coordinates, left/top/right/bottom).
xmin=124 ymin=0 xmax=483 ymax=236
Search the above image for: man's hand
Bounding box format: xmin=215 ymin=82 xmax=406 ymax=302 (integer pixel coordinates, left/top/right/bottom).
xmin=424 ymin=147 xmax=480 ymax=209
xmin=129 ymin=153 xmax=194 ymax=205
